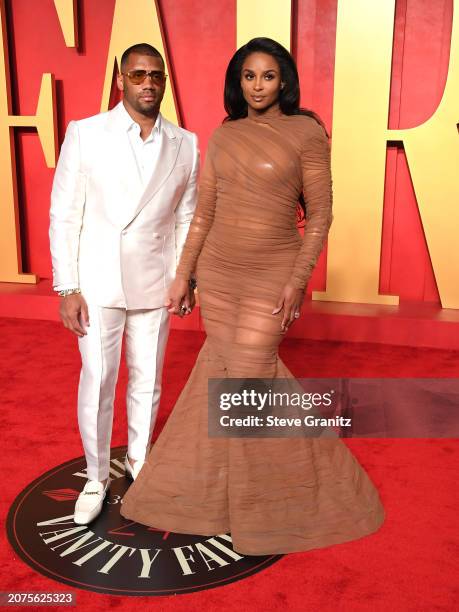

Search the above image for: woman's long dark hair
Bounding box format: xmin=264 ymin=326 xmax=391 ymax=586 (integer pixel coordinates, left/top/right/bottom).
xmin=223 ymin=37 xmax=327 ymax=221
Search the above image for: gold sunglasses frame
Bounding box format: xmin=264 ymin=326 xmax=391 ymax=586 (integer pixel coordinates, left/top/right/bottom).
xmin=121 ymin=70 xmax=168 ymax=84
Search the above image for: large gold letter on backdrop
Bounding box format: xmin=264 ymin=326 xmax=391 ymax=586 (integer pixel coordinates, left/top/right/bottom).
xmin=0 ymin=0 xmax=57 ymax=284
xmin=101 ymin=0 xmax=178 ymax=123
xmin=316 ymin=0 xmax=459 ymax=309
xmin=53 ymin=0 xmax=78 ymax=48
xmin=237 ymin=0 xmax=291 ymax=49
xmin=389 ymin=2 xmax=459 ymax=310
xmin=314 ymin=0 xmax=399 ymax=306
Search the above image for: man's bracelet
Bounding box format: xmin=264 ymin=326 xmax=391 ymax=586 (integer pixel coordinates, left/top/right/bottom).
xmin=57 ymin=288 xmax=81 ymax=298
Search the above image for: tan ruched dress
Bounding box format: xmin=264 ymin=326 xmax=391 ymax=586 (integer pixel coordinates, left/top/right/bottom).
xmin=120 ymin=106 xmax=385 ymax=555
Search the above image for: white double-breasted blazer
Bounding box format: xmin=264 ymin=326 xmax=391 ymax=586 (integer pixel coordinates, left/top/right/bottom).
xmin=49 ymin=101 xmax=199 ymax=309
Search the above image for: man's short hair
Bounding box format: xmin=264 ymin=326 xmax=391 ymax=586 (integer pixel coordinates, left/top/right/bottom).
xmin=120 ymin=43 xmax=165 ymax=71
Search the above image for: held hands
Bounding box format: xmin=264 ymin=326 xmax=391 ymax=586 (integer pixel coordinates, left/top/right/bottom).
xmin=272 ymin=283 xmax=305 ymax=332
xmin=59 ymin=293 xmax=90 ymax=337
xmin=165 ymin=277 xmax=196 ymax=317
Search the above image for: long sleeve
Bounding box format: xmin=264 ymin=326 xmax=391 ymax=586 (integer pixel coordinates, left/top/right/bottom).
xmin=175 ymin=138 xmax=217 ymax=280
xmin=174 ymin=133 xmax=200 ymax=266
xmin=288 ymin=120 xmax=333 ymax=290
xmin=49 ymin=121 xmax=86 ymax=289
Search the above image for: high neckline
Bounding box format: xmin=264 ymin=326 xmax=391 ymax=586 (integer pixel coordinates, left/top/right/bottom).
xmin=246 ymin=104 xmax=285 ymax=123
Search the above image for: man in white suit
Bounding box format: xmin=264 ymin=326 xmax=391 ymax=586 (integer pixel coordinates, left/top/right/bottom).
xmin=49 ymin=43 xmax=198 ymax=524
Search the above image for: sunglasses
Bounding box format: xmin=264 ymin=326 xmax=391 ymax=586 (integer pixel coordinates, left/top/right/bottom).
xmin=122 ymin=70 xmax=167 ymax=85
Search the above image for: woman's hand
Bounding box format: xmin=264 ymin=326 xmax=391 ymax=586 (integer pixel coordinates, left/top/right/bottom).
xmin=165 ymin=277 xmax=194 ymax=317
xmin=272 ymin=283 xmax=305 ymax=332
xmin=185 ymin=285 xmax=196 ymax=314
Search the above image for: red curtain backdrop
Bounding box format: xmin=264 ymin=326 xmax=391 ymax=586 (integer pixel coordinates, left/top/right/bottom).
xmin=6 ymin=0 xmax=453 ymax=304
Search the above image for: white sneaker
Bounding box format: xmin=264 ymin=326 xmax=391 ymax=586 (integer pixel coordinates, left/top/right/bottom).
xmin=74 ymin=479 xmax=110 ymax=525
xmin=124 ymin=454 xmax=145 ymax=481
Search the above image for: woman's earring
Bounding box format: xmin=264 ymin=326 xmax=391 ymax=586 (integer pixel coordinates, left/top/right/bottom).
xmin=281 ymin=82 xmax=285 ymax=90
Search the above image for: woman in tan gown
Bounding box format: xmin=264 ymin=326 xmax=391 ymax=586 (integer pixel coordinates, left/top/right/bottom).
xmin=120 ymin=38 xmax=385 ymax=555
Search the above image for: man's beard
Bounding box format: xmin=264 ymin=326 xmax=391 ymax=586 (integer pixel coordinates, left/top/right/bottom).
xmin=134 ymin=94 xmax=160 ymax=116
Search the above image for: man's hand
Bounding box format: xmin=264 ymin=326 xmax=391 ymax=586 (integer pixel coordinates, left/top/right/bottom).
xmin=272 ymin=283 xmax=305 ymax=332
xmin=165 ymin=277 xmax=195 ymax=317
xmin=59 ymin=293 xmax=90 ymax=337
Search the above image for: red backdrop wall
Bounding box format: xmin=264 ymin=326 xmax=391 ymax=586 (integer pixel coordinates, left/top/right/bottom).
xmin=4 ymin=0 xmax=454 ymax=304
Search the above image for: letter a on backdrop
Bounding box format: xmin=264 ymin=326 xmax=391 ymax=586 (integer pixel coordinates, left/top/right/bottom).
xmin=100 ymin=0 xmax=179 ymax=124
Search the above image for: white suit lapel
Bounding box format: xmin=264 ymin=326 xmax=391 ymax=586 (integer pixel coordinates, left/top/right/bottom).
xmin=124 ymin=117 xmax=183 ymax=228
xmin=105 ymin=103 xmax=143 ymax=225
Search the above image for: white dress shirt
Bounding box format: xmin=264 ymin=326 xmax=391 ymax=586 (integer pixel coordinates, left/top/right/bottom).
xmin=55 ymin=103 xmax=163 ymax=292
xmin=121 ymin=102 xmax=163 ymax=186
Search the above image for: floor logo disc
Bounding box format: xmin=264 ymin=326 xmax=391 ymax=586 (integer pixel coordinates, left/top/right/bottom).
xmin=7 ymin=447 xmax=281 ymax=595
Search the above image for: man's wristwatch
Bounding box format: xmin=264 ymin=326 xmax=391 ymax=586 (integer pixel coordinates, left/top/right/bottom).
xmin=188 ymin=278 xmax=197 ymax=290
xmin=57 ymin=288 xmax=81 ymax=297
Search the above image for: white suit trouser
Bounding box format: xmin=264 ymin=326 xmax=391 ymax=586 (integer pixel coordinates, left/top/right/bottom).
xmin=77 ymin=305 xmax=170 ymax=481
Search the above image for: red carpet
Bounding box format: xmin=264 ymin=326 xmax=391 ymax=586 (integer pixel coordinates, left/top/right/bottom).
xmin=1 ymin=317 xmax=458 ymax=611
